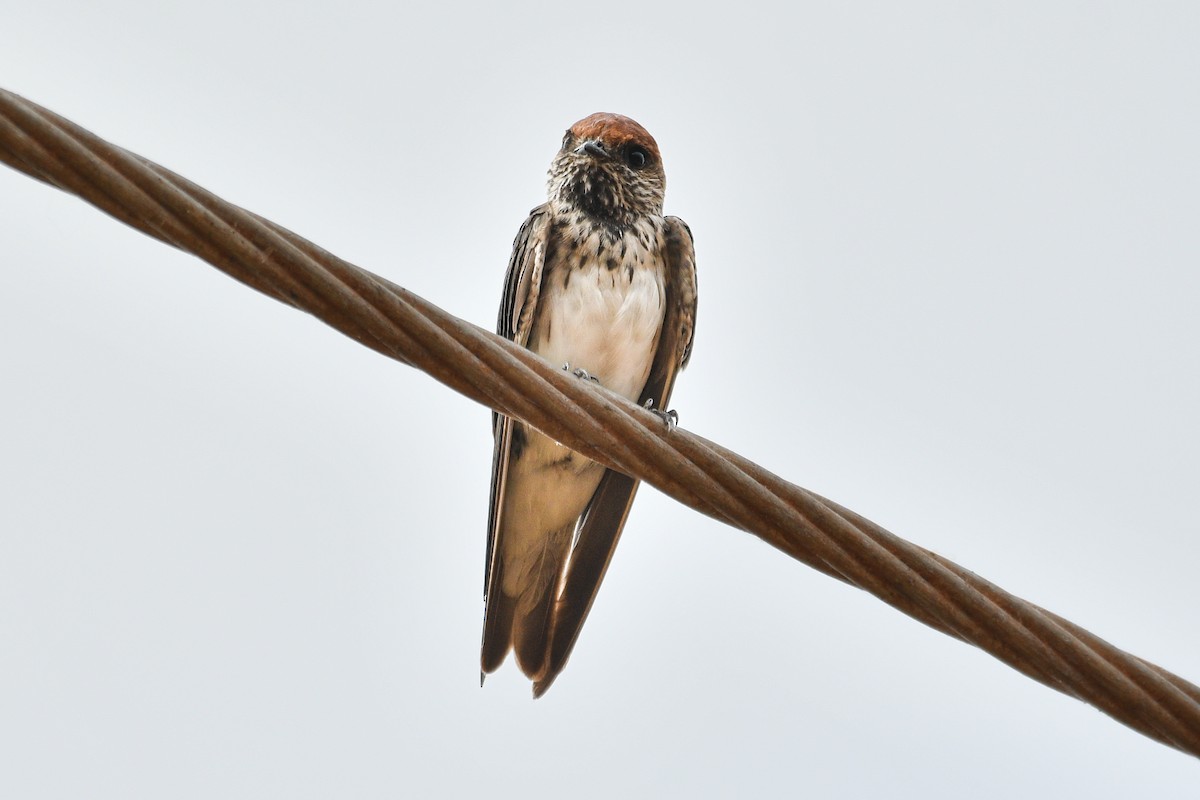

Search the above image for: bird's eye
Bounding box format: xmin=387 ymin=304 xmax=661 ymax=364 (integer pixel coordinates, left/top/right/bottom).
xmin=625 ymin=145 xmax=649 ymax=169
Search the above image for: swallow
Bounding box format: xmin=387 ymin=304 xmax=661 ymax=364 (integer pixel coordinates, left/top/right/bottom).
xmin=481 ymin=113 xmax=697 ymax=696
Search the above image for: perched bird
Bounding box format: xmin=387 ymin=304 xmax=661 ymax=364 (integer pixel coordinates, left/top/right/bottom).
xmin=481 ymin=113 xmax=697 ymax=696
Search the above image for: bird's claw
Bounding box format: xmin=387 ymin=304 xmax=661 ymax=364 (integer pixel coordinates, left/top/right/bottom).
xmin=563 ymin=363 xmax=600 ymax=384
xmin=643 ymin=398 xmax=679 ymax=432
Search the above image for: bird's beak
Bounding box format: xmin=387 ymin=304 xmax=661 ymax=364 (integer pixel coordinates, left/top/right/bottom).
xmin=576 ymin=140 xmax=607 ymax=159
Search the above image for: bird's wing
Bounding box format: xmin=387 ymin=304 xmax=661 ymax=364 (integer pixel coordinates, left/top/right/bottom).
xmin=481 ymin=205 xmax=551 ymax=672
xmin=534 ymin=215 xmax=698 ymax=696
xmin=492 ymin=204 xmax=551 ymax=429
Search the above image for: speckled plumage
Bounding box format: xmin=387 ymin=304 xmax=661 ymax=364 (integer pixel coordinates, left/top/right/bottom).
xmin=482 ymin=113 xmax=697 ymax=695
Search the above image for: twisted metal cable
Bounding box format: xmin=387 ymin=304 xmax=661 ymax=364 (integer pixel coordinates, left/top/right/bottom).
xmin=1 ymin=88 xmax=1197 ymax=756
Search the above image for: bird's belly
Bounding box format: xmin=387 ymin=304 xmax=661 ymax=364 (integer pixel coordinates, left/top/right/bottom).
xmin=532 ymin=264 xmax=665 ymax=402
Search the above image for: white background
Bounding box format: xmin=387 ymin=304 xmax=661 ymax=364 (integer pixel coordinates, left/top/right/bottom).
xmin=2 ymin=2 xmax=1198 ymax=796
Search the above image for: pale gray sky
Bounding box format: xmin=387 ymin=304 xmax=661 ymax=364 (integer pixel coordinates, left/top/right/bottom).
xmin=2 ymin=2 xmax=1198 ymax=797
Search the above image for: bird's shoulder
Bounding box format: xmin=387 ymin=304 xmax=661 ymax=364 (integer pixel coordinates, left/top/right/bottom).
xmin=498 ymin=204 xmax=553 ymax=344
xmin=662 ymin=215 xmax=698 ymax=369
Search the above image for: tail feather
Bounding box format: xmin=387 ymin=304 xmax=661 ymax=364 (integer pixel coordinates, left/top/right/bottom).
xmin=533 ymin=470 xmax=639 ymax=697
xmin=481 ymin=560 xmax=515 ymax=674
xmin=512 ymin=577 xmax=556 ymax=679
xmin=511 ymin=520 xmax=573 ymax=680
xmin=481 ymin=521 xmax=575 ymax=680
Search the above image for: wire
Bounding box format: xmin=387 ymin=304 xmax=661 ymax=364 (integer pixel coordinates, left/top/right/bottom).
xmin=1 ymin=88 xmax=1197 ymax=756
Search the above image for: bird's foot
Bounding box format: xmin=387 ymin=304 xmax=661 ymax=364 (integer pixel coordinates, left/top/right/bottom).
xmin=562 ymin=363 xmax=600 ymax=384
xmin=643 ymin=398 xmax=679 ymax=431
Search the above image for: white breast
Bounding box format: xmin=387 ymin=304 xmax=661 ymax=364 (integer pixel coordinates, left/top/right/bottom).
xmin=531 ymin=221 xmax=667 ymax=402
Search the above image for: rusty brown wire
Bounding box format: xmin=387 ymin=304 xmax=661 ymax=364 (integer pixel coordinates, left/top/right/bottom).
xmin=1 ymin=87 xmax=1197 ymax=757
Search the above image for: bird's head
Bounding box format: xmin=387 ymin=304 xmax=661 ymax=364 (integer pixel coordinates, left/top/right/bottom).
xmin=547 ymin=112 xmax=666 ymax=226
